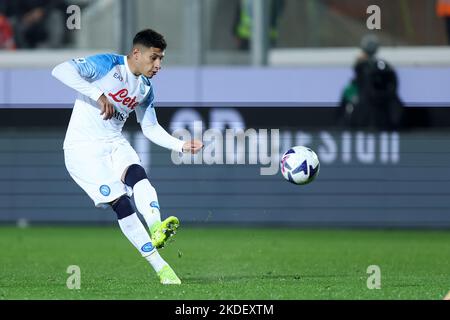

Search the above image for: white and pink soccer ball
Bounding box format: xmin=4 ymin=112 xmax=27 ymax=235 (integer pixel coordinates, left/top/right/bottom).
xmin=280 ymin=146 xmax=320 ymax=185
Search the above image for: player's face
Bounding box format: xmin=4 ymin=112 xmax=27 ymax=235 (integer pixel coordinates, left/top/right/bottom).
xmin=137 ymin=47 xmax=165 ymax=78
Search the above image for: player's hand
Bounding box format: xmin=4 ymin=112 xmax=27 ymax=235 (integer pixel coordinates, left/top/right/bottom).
xmin=97 ymin=94 xmax=114 ymax=120
xmin=182 ymin=140 xmax=203 ymax=154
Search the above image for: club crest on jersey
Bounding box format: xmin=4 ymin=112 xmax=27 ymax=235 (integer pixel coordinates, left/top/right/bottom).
xmin=108 ymin=89 xmax=139 ymax=110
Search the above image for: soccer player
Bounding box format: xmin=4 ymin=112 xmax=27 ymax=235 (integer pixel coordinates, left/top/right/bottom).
xmin=51 ymin=29 xmax=202 ymax=285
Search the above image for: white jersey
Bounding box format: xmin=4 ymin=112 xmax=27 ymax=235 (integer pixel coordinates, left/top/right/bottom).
xmin=61 ymin=53 xmax=157 ymax=149
xmin=52 ymin=53 xmax=185 ymax=206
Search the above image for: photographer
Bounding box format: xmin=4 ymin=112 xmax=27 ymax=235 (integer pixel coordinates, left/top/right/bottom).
xmin=338 ymin=34 xmax=405 ymax=130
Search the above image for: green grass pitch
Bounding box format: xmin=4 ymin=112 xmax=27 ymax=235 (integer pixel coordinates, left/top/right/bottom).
xmin=0 ymin=226 xmax=449 ymax=299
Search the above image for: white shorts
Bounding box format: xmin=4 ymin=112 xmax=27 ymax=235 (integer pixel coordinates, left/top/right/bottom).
xmin=64 ymin=138 xmax=141 ymax=208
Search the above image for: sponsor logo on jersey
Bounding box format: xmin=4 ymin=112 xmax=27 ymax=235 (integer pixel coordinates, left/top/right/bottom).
xmin=99 ymin=185 xmax=111 ymax=196
xmin=112 ymin=109 xmax=127 ymax=122
xmin=73 ymin=58 xmax=86 ymax=64
xmin=108 ymin=88 xmax=139 ymax=110
xmin=141 ymin=242 xmax=154 ymax=252
xmin=113 ymin=72 xmax=123 ymax=82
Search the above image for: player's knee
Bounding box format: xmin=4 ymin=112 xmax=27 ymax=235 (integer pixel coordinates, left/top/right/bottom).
xmin=111 ymin=195 xmax=134 ymax=220
xmin=124 ymin=164 xmax=148 ymax=188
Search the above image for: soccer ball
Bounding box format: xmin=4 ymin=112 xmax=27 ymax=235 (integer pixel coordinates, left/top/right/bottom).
xmin=280 ymin=146 xmax=320 ymax=185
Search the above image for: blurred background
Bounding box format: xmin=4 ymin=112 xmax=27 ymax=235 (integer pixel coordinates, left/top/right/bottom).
xmin=1 ymin=0 xmax=450 ymax=228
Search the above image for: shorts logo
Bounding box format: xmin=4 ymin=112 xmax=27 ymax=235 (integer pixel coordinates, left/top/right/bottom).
xmin=99 ymin=185 xmax=111 ymax=196
xmin=141 ymin=242 xmax=154 ymax=252
xmin=150 ymin=201 xmax=160 ymax=210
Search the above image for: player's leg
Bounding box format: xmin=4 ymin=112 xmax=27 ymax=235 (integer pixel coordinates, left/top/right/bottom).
xmin=122 ymin=164 xmax=179 ymax=249
xmin=111 ymin=194 xmax=181 ymax=285
xmin=64 ymin=144 xmax=180 ymax=284
xmin=110 ymin=139 xmax=179 ymax=249
xmin=122 ymin=163 xmax=161 ymax=230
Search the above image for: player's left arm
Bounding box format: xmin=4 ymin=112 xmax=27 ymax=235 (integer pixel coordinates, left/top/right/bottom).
xmin=138 ymin=103 xmax=202 ymax=154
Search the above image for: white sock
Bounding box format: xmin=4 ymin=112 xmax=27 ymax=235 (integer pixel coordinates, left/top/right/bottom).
xmin=145 ymin=250 xmax=168 ymax=272
xmin=133 ymin=179 xmax=161 ymax=229
xmin=117 ymin=213 xmax=167 ymax=272
xmin=118 ymin=213 xmax=153 ymax=255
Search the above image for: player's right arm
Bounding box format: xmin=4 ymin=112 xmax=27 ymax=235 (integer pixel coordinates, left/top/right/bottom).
xmin=51 ymin=55 xmax=115 ymax=119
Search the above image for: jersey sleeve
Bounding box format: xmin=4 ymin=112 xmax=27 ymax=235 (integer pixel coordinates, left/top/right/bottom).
xmin=140 ymin=107 xmax=185 ymax=153
xmin=138 ymin=88 xmax=184 ymax=153
xmin=139 ymin=105 xmax=158 ymax=127
xmin=135 ymin=83 xmax=155 ymax=123
xmin=52 ymin=61 xmax=104 ymax=102
xmin=69 ymin=54 xmax=123 ymax=82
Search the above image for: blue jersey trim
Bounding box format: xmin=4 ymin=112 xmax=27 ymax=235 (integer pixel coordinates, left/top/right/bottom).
xmin=71 ymin=54 xmax=124 ymax=82
xmin=140 ymin=78 xmax=154 ymax=109
xmin=141 ymin=75 xmax=152 ymax=86
xmin=135 ymin=81 xmax=155 ymax=123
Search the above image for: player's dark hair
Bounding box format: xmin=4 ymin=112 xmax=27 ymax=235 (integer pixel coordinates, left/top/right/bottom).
xmin=133 ymin=29 xmax=167 ymax=50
